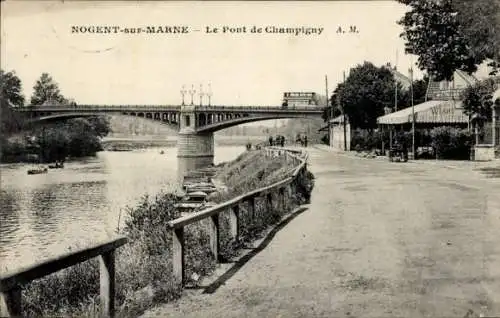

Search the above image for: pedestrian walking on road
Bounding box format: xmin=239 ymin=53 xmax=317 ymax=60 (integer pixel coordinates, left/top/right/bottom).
xmin=269 ymin=136 xmax=273 ymax=146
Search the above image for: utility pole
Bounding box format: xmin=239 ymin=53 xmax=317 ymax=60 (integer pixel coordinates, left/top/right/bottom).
xmin=343 ymin=71 xmax=347 ymax=151
xmin=325 ymin=75 xmax=330 ymax=118
xmin=395 ymin=50 xmax=399 ymax=112
xmin=409 ymin=65 xmax=415 ymax=160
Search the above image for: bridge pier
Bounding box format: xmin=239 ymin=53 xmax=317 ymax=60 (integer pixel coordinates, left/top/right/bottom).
xmin=177 ymin=105 xmax=215 ymax=183
xmin=177 ymin=131 xmax=214 ymax=182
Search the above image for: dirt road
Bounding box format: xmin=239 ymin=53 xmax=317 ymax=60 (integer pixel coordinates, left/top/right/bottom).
xmin=142 ymin=147 xmax=500 ymax=318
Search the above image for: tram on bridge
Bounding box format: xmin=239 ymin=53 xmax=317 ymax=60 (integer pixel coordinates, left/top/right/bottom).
xmin=281 ymin=92 xmax=318 ymax=108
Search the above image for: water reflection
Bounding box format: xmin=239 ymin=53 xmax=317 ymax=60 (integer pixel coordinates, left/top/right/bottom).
xmin=0 ymin=190 xmax=21 ymax=245
xmin=0 ymin=146 xmax=244 ymax=272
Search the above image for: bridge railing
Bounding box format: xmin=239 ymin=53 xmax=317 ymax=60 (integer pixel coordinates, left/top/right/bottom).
xmin=196 ymin=105 xmax=322 ymax=112
xmin=16 ymin=105 xmax=181 ymax=112
xmin=168 ymin=147 xmax=308 ymax=286
xmin=0 ymin=237 xmax=128 ymax=317
xmin=17 ymin=105 xmax=322 ymax=112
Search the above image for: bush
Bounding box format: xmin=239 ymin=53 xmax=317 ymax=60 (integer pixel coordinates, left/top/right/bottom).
xmin=321 ymin=134 xmax=329 ymax=145
xmin=351 ymin=129 xmax=387 ymax=151
xmin=430 ymin=126 xmax=473 ymax=160
xmin=1 ymin=116 xmax=110 ymax=163
xmin=294 ymin=169 xmax=315 ymax=204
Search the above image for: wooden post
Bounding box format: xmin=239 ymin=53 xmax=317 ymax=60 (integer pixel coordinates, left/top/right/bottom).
xmin=172 ymin=227 xmax=185 ymax=286
xmin=247 ymin=197 xmax=255 ymax=220
xmin=229 ymin=205 xmax=240 ymax=243
xmin=493 ymin=106 xmax=497 ymax=146
xmin=100 ymin=251 xmax=115 ymax=318
xmin=266 ymin=192 xmax=273 ymax=213
xmin=209 ymin=214 xmax=220 ymax=262
xmin=279 ymin=188 xmax=286 ymax=211
xmin=0 ymin=288 xmax=22 ymax=317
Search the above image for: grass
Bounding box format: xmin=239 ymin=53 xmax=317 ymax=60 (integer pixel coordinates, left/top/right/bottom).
xmin=17 ymin=149 xmax=314 ymax=317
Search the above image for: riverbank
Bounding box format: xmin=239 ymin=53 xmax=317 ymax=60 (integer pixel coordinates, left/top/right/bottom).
xmin=102 ymin=135 xmax=268 ymax=151
xmin=0 ymin=117 xmax=110 ymax=163
xmin=15 ymin=148 xmax=313 ymax=317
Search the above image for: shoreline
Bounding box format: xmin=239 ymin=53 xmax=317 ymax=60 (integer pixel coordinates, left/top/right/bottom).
xmin=101 ymin=135 xmax=268 ymax=151
xmin=0 ymin=135 xmax=267 ymax=163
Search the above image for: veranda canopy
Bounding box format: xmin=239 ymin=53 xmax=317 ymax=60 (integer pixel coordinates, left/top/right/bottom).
xmin=377 ymin=100 xmax=469 ymax=125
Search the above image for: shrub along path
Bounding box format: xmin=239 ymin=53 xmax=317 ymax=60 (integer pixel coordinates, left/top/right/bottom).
xmin=142 ymin=147 xmax=500 ymax=318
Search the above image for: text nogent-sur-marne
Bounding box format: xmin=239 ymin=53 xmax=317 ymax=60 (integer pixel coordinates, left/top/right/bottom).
xmin=71 ymin=26 xmax=190 ymax=34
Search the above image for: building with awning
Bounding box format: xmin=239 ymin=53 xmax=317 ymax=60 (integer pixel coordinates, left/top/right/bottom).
xmin=377 ymin=100 xmax=469 ymax=126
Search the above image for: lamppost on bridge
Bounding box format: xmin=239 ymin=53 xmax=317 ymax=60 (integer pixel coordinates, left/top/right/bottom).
xmin=199 ymin=84 xmax=205 ymax=106
xmin=180 ymin=85 xmax=187 ymax=106
xmin=207 ymin=83 xmax=212 ymax=106
xmin=189 ymin=85 xmax=196 ymax=106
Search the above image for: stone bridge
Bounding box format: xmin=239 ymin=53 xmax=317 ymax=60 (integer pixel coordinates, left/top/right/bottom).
xmin=14 ymin=104 xmax=323 ymax=179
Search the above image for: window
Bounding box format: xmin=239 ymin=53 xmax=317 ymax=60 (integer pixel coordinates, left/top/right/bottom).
xmin=185 ymin=115 xmax=191 ymax=127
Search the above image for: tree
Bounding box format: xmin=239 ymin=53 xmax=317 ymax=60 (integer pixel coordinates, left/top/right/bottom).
xmin=64 ymin=118 xmax=103 ymax=157
xmin=461 ymin=78 xmax=496 ymax=123
xmin=453 ymin=0 xmax=500 ymax=72
xmin=1 ymin=70 xmax=25 ymax=134
xmin=322 ymin=85 xmax=343 ymax=122
xmin=36 ymin=126 xmax=70 ymax=162
xmin=335 ymin=62 xmax=399 ymax=130
xmin=88 ymin=116 xmax=111 ymax=138
xmin=411 ymin=76 xmax=429 ymax=106
xmin=397 ymin=75 xmax=429 ymax=110
xmin=30 ymin=73 xmax=68 ymax=106
xmin=1 ymin=70 xmax=25 ymax=107
xmin=397 ymin=0 xmax=500 ymax=81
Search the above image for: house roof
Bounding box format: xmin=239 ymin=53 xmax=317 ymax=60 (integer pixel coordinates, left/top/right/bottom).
xmin=390 ymin=68 xmax=412 ymax=89
xmin=455 ymin=70 xmax=477 ymax=85
xmin=377 ymin=100 xmax=468 ymax=125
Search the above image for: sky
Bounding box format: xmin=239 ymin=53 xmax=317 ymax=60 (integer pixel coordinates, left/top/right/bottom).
xmin=1 ymin=0 xmax=424 ymax=107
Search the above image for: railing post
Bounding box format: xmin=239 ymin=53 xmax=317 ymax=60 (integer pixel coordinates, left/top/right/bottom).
xmin=279 ymin=187 xmax=286 ymax=211
xmin=0 ymin=287 xmax=22 ymax=317
xmin=247 ymin=197 xmax=256 ymax=220
xmin=172 ymin=227 xmax=185 ymax=286
xmin=229 ymin=205 xmax=240 ymax=243
xmin=209 ymin=214 xmax=220 ymax=262
xmin=99 ymin=250 xmax=116 ymax=318
xmin=287 ymin=184 xmax=293 ymax=207
xmin=266 ymin=192 xmax=273 ymax=213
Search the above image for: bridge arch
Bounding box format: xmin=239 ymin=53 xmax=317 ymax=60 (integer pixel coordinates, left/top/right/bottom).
xmin=198 ymin=113 xmax=207 ymax=127
xmin=23 ymin=112 xmax=180 ymax=130
xmin=196 ymin=113 xmax=322 ymax=133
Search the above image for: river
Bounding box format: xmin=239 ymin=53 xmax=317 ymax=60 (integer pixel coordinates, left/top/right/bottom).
xmin=0 ymin=146 xmax=245 ymax=273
